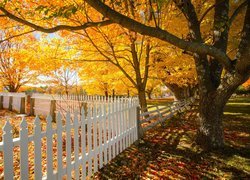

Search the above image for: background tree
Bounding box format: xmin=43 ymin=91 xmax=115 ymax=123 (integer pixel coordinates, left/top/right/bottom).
xmin=152 ymin=48 xmax=197 ymax=100
xmin=0 ymin=33 xmax=38 ymax=92
xmin=79 ymin=61 xmax=135 ymax=96
xmin=77 ymin=27 xmax=152 ymax=111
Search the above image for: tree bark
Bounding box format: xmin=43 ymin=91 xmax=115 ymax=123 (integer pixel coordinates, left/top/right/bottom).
xmin=146 ymin=89 xmax=153 ymax=99
xmin=138 ymin=89 xmax=147 ymax=113
xmin=164 ymin=83 xmax=195 ymax=100
xmin=196 ymin=1 xmax=250 ymax=149
xmin=196 ymin=93 xmax=225 ymax=149
xmin=7 ymin=84 xmax=19 ymax=92
xmin=196 ymin=71 xmax=248 ymax=149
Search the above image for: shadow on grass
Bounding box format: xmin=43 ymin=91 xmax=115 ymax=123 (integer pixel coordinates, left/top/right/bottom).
xmin=225 ymin=96 xmax=250 ymax=116
xmin=94 ymin=98 xmax=250 ymax=179
xmin=228 ymin=97 xmax=250 ymax=103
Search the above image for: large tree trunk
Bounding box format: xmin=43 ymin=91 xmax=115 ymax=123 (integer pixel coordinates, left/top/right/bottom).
xmin=196 ymin=93 xmax=225 ymax=148
xmin=196 ymin=2 xmax=250 ymax=149
xmin=196 ymin=72 xmax=248 ymax=149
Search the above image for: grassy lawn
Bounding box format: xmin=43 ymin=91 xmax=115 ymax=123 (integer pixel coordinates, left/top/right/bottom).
xmin=225 ymin=96 xmax=250 ymax=117
xmin=147 ymin=98 xmax=174 ymax=106
xmin=94 ymin=96 xmax=250 ymax=179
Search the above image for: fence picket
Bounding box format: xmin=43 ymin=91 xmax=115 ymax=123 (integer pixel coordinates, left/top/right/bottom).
xmin=46 ymin=115 xmax=54 ymax=179
xmin=134 ymin=100 xmax=137 ymax=141
xmin=87 ymin=107 xmax=93 ymax=178
xmin=125 ymin=102 xmax=129 ymax=148
xmin=34 ymin=116 xmax=42 ymax=179
xmin=73 ymin=111 xmax=80 ymax=180
xmin=80 ymin=107 xmax=86 ymax=179
xmin=122 ymin=101 xmax=126 ymax=151
xmin=66 ymin=112 xmax=72 ymax=179
xmin=119 ymin=100 xmax=123 ymax=153
xmin=103 ymin=103 xmax=108 ymax=165
xmin=99 ymin=105 xmax=103 ymax=169
xmin=56 ymin=112 xmax=63 ymax=179
xmin=112 ymin=101 xmax=116 ymax=159
xmin=20 ymin=117 xmax=29 ymax=179
xmin=93 ymin=106 xmax=98 ymax=173
xmin=3 ymin=120 xmax=14 ymax=179
xmin=107 ymin=102 xmax=112 ymax=161
xmin=129 ymin=101 xmax=133 ymax=144
xmin=115 ymin=98 xmax=119 ymax=156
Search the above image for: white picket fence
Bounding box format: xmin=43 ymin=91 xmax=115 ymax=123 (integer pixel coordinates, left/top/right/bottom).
xmin=139 ymin=97 xmax=195 ymax=133
xmin=0 ymin=99 xmax=138 ymax=179
xmin=31 ymin=93 xmax=137 ymax=118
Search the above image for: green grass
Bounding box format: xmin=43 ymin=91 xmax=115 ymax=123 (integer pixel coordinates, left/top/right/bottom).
xmin=224 ymin=96 xmax=250 ymax=117
xmin=147 ymin=98 xmax=174 ymax=106
xmin=228 ymin=97 xmax=250 ymax=103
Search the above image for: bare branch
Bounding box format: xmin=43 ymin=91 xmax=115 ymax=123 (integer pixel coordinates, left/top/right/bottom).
xmin=0 ymin=30 xmax=35 ymax=44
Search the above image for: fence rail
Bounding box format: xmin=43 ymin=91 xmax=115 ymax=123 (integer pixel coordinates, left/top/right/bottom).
xmin=31 ymin=93 xmax=138 ymax=121
xmin=0 ymin=99 xmax=138 ymax=179
xmin=139 ymin=97 xmax=195 ymax=134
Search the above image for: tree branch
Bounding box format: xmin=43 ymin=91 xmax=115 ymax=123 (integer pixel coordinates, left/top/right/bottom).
xmin=229 ymin=0 xmax=248 ymax=27
xmin=235 ymin=1 xmax=250 ymax=75
xmin=57 ymin=58 xmax=111 ymax=62
xmin=0 ymin=30 xmax=35 ymax=44
xmin=85 ymin=0 xmax=233 ymax=71
xmin=199 ymin=0 xmax=226 ymax=24
xmin=0 ymin=7 xmax=112 ymax=33
xmin=142 ymin=42 xmax=150 ymax=88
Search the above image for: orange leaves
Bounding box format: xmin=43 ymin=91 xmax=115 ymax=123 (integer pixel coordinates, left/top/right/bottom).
xmin=242 ymin=78 xmax=250 ymax=89
xmin=152 ymin=46 xmax=197 ymax=88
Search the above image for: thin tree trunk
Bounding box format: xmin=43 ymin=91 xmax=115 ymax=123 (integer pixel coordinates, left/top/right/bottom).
xmin=138 ymin=89 xmax=147 ymax=113
xmin=164 ymin=83 xmax=194 ymax=100
xmin=146 ymin=89 xmax=152 ymax=99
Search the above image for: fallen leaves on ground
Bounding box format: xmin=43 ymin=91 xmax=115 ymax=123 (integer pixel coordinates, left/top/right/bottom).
xmin=94 ymin=111 xmax=250 ymax=179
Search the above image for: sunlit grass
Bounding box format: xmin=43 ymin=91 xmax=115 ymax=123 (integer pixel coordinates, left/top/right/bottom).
xmin=224 ymin=97 xmax=250 ymax=117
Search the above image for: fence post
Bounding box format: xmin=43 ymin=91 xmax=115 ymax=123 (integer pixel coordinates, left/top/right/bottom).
xmin=156 ymin=105 xmax=163 ymax=120
xmin=169 ymin=105 xmax=173 ymax=117
xmin=81 ymin=102 xmax=88 ymax=117
xmin=50 ymin=100 xmax=56 ymax=122
xmin=136 ymin=106 xmax=143 ymax=139
xmin=20 ymin=97 xmax=26 ymax=114
xmin=9 ymin=96 xmax=13 ymax=111
xmin=0 ymin=95 xmax=3 ymax=109
xmin=30 ymin=97 xmax=35 ymax=116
